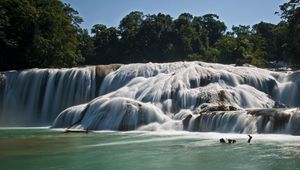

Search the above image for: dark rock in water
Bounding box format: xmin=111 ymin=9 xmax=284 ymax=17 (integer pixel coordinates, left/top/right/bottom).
xmin=220 ymin=138 xmax=236 ymax=144
xmin=220 ymin=138 xmax=226 ymax=143
xmin=182 ymin=115 xmax=192 ymax=130
xmin=274 ymin=101 xmax=286 ymax=108
xmin=200 ymin=105 xmax=239 ymax=113
xmin=229 ymin=106 xmax=238 ymax=111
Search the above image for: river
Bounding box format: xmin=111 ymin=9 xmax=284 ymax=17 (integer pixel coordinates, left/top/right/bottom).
xmin=1 ymin=128 xmax=300 ymax=170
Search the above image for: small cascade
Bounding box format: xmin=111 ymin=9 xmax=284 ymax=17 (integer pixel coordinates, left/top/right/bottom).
xmin=276 ymin=71 xmax=300 ymax=107
xmin=52 ymin=97 xmax=170 ymax=130
xmin=183 ymin=108 xmax=300 ymax=135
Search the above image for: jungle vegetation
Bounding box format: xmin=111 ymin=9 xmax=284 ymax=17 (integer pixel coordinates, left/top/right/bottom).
xmin=0 ymin=0 xmax=299 ymax=71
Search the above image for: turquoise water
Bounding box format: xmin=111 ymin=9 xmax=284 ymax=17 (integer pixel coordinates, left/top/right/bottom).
xmin=0 ymin=128 xmax=300 ymax=170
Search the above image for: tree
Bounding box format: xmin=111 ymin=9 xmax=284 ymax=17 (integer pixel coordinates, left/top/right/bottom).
xmin=171 ymin=13 xmax=195 ymax=60
xmin=2 ymin=2 xmax=298 ymax=70
xmin=277 ymin=0 xmax=300 ymax=21
xmin=119 ymin=11 xmax=144 ymax=62
xmin=231 ymin=25 xmax=253 ymax=65
xmin=215 ymin=35 xmax=237 ymax=64
xmin=137 ymin=13 xmax=173 ymax=62
xmin=201 ymin=14 xmax=226 ymax=47
xmin=192 ymin=16 xmax=209 ymax=51
xmin=77 ymin=29 xmax=94 ymax=64
xmin=273 ymin=22 xmax=289 ymax=62
xmin=0 ymin=0 xmax=83 ymax=71
xmin=252 ymin=22 xmax=277 ymax=63
xmin=0 ymin=0 xmax=36 ymax=70
xmin=89 ymin=24 xmax=119 ymax=64
xmin=277 ymin=0 xmax=300 ymax=67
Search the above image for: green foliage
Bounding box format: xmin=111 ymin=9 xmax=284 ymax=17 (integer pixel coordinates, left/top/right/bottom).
xmin=0 ymin=0 xmax=83 ymax=71
xmin=201 ymin=14 xmax=226 ymax=46
xmin=215 ymin=35 xmax=237 ymax=64
xmin=88 ymin=24 xmax=119 ymax=64
xmin=77 ymin=29 xmax=94 ymax=64
xmin=277 ymin=0 xmax=300 ymax=67
xmin=204 ymin=47 xmax=220 ymax=62
xmin=87 ymin=12 xmax=226 ymax=64
xmin=231 ymin=25 xmax=253 ymax=61
xmin=1 ymin=1 xmax=300 ymax=70
xmin=136 ymin=13 xmax=173 ymax=62
xmin=187 ymin=53 xmax=203 ymax=61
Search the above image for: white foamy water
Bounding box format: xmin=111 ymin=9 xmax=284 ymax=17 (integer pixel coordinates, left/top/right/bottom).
xmin=1 ymin=62 xmax=300 ymax=134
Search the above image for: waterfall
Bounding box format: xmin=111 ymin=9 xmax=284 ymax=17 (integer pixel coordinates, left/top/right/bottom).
xmin=0 ymin=65 xmax=120 ymax=126
xmin=52 ymin=97 xmax=169 ymax=130
xmin=275 ymin=71 xmax=300 ymax=107
xmin=0 ymin=73 xmax=5 ymax=116
xmin=1 ymin=61 xmax=300 ymax=135
xmin=183 ymin=108 xmax=300 ymax=135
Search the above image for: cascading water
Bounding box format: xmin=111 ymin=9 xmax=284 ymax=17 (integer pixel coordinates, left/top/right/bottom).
xmin=275 ymin=71 xmax=300 ymax=107
xmin=1 ymin=61 xmax=300 ymax=134
xmin=0 ymin=65 xmax=120 ymax=126
xmin=181 ymin=108 xmax=300 ymax=135
xmin=0 ymin=73 xmax=5 ymax=116
xmin=52 ymin=97 xmax=170 ymax=130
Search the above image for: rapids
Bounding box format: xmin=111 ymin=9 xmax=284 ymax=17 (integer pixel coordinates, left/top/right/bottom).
xmin=1 ymin=62 xmax=300 ymax=134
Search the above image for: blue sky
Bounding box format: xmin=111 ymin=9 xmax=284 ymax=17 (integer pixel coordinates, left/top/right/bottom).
xmin=62 ymin=0 xmax=286 ymax=31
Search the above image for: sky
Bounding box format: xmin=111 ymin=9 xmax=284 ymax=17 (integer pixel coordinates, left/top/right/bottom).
xmin=62 ymin=0 xmax=286 ymax=31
